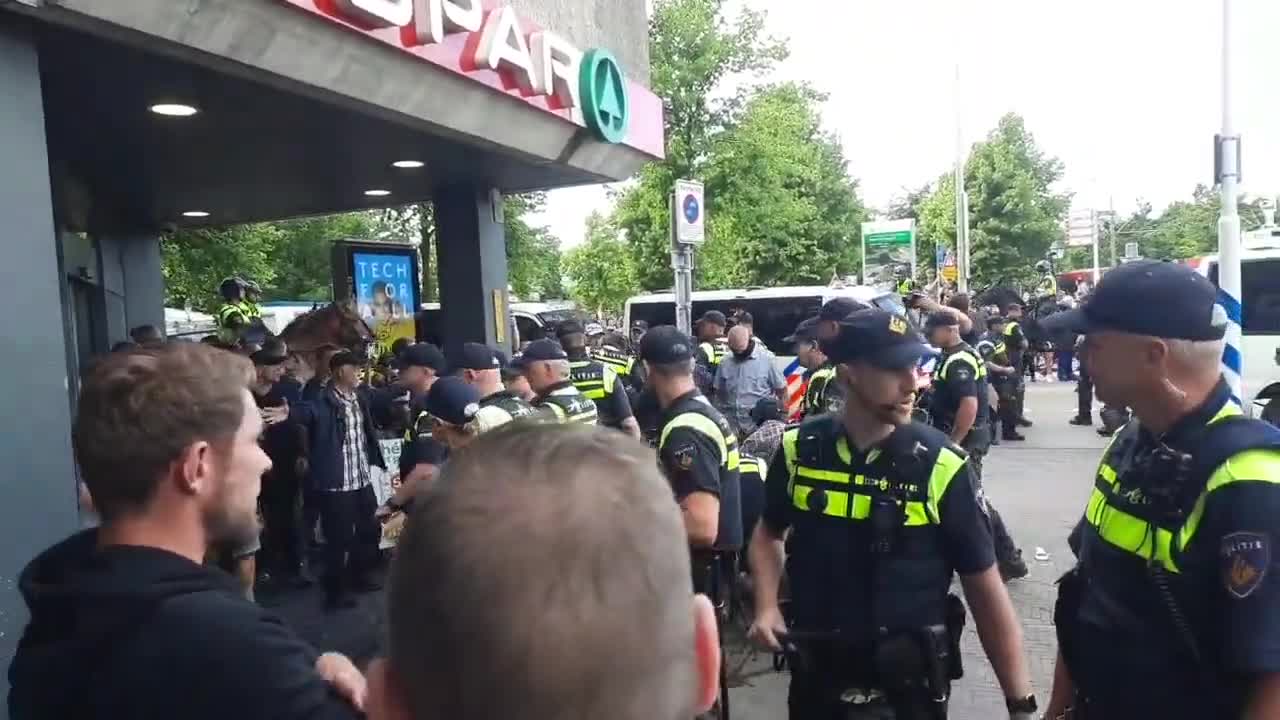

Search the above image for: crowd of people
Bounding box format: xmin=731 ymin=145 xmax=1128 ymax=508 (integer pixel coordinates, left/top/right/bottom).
xmin=9 ymin=260 xmax=1280 ymax=720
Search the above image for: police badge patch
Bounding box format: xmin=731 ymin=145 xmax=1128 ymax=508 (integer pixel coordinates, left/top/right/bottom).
xmin=672 ymin=444 xmax=696 ymax=471
xmin=1221 ymin=531 xmax=1270 ymax=599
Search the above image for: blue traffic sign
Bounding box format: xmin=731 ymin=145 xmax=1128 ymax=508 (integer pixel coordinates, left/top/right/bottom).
xmin=682 ymin=194 xmax=700 ymax=224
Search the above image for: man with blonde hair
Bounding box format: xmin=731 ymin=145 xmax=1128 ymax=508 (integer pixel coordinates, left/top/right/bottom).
xmin=365 ymin=424 xmax=721 ymax=720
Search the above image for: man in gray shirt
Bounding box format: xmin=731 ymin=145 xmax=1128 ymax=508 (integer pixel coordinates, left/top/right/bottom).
xmin=713 ymin=326 xmax=787 ymax=438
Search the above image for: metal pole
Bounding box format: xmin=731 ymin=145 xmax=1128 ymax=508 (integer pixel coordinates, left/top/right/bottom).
xmin=1217 ymin=0 xmax=1243 ymax=403
xmin=670 ymin=191 xmax=694 ymax=336
xmin=1108 ymin=196 xmax=1118 ymax=270
xmin=953 ymin=64 xmax=969 ymax=294
xmin=1091 ymin=210 xmax=1101 ymax=284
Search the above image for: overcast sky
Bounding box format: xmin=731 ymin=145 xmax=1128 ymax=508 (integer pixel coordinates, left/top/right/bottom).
xmin=533 ymin=0 xmax=1280 ymax=248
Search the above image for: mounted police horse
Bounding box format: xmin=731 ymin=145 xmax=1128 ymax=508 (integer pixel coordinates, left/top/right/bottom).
xmin=278 ymin=301 xmax=375 ymax=376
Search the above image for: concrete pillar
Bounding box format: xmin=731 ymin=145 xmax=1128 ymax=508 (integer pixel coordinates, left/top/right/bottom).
xmin=97 ymin=233 xmax=130 ymax=345
xmin=98 ymin=233 xmax=164 ymax=342
xmin=433 ymin=184 xmax=511 ymax=353
xmin=119 ymin=234 xmax=165 ymax=335
xmin=0 ymin=21 xmax=80 ymax=697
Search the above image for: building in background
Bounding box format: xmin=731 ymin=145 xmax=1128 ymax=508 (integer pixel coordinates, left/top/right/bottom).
xmin=0 ymin=0 xmax=661 ymax=696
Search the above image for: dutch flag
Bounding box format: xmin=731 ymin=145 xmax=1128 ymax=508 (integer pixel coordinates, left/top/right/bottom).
xmin=783 ymin=358 xmax=807 ymax=421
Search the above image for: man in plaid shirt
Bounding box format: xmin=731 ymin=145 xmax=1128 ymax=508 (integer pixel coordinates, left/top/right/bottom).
xmin=280 ymin=351 xmax=385 ymax=611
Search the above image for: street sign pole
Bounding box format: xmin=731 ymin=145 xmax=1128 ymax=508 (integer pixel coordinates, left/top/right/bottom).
xmin=1091 ymin=213 xmax=1102 ymax=284
xmin=672 ymin=179 xmax=706 ymax=336
xmin=1217 ymin=0 xmax=1243 ymax=404
xmin=953 ymin=63 xmax=970 ymax=294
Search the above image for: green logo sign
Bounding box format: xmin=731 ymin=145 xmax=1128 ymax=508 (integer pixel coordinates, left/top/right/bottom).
xmin=579 ymin=48 xmax=629 ymax=144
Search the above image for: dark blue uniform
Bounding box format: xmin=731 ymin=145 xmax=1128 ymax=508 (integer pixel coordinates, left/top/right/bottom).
xmin=763 ymin=417 xmax=993 ymax=717
xmin=1037 ymin=261 xmax=1280 ymax=720
xmin=1059 ymin=382 xmax=1280 ymax=719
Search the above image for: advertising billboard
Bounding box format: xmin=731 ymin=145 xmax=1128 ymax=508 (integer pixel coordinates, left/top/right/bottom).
xmin=332 ymin=241 xmax=420 ymax=358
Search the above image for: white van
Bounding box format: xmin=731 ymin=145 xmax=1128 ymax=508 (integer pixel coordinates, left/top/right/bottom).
xmin=1186 ymin=226 xmax=1280 ymax=418
xmin=416 ymin=301 xmax=586 ymax=352
xmin=623 ymin=283 xmax=908 ymax=368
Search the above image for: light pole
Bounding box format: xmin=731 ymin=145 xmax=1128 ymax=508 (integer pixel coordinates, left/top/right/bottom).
xmin=1217 ymin=0 xmax=1243 ymax=403
xmin=953 ymin=64 xmax=970 ymax=293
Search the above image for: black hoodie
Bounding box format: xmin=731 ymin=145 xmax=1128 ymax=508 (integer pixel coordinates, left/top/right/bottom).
xmin=8 ymin=530 xmax=359 ymax=720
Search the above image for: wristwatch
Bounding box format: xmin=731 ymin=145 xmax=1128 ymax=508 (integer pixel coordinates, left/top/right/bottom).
xmin=1006 ymin=694 xmax=1037 ymax=715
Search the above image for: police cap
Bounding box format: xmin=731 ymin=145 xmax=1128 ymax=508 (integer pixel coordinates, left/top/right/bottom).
xmin=423 ymin=376 xmax=481 ymax=426
xmin=824 ymin=310 xmax=929 ymax=370
xmin=1041 ymin=260 xmax=1226 ymax=341
xmin=639 ymin=325 xmax=696 ymax=364
xmin=783 ymin=316 xmax=821 ymax=344
xmin=395 ymin=343 xmax=447 ymax=373
xmin=817 ymin=297 xmax=868 ymax=323
xmin=450 ymin=342 xmax=501 ymax=372
xmin=250 ymin=346 xmax=288 ymax=366
xmin=555 ymin=320 xmax=585 ymax=338
xmin=511 ymin=339 xmax=568 ymax=367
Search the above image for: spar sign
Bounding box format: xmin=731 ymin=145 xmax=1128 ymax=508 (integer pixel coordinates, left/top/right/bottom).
xmin=287 ymin=0 xmax=630 ymax=144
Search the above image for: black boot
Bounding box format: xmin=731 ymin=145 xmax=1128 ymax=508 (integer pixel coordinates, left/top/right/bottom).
xmin=1068 ymin=415 xmax=1093 ymax=426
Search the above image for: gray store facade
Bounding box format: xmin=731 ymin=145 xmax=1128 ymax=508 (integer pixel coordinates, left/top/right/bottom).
xmin=0 ymin=0 xmax=660 ymax=696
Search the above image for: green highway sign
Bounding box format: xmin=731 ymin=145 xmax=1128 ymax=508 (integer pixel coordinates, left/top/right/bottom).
xmin=580 ymin=48 xmax=629 ymax=144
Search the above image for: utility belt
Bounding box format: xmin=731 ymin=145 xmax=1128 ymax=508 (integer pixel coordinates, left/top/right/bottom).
xmin=1054 ymin=566 xmax=1087 ymax=692
xmin=780 ymin=594 xmax=967 ymax=720
xmin=1053 ymin=566 xmax=1114 ymax=719
xmin=691 ymin=549 xmax=736 ymax=623
xmin=935 ymin=420 xmax=991 ymax=455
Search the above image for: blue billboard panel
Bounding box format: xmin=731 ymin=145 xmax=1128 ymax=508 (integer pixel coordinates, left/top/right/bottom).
xmin=352 ymin=251 xmax=418 ymax=323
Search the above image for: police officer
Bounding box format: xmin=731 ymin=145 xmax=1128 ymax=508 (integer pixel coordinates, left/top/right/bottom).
xmin=1000 ymin=303 xmax=1031 ymax=440
xmin=1039 ymin=261 xmax=1280 ymax=720
xmin=593 ymin=331 xmax=637 ymax=382
xmin=979 ymin=316 xmax=1018 ymax=447
xmin=381 ymin=343 xmax=449 ymax=516
xmin=558 ymin=322 xmax=640 ymax=437
xmin=643 ymin=325 xmax=743 ymax=558
xmin=643 ymin=325 xmax=743 ymax=720
xmin=786 ymin=317 xmax=843 ymax=418
xmin=451 ymin=342 xmax=538 ymax=425
xmin=747 ymin=309 xmax=1037 ymax=720
xmin=925 ymin=313 xmax=1028 ymax=582
xmin=1033 ymin=261 xmax=1058 ymax=305
xmin=516 ymin=339 xmax=599 ymax=425
xmin=695 ymin=310 xmax=731 ymax=373
xmin=216 ymin=277 xmax=250 ymax=345
xmin=814 ymin=297 xmax=868 ymax=343
xmin=240 ymin=278 xmax=265 ymax=323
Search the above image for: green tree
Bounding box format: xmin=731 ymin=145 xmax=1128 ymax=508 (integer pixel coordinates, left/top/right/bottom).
xmin=616 ymin=0 xmax=787 ymax=289
xmin=704 ymin=82 xmax=866 ymax=285
xmin=914 ymin=174 xmax=955 ymax=280
xmin=966 ymin=114 xmax=1071 ymax=285
xmin=916 ymin=114 xmax=1070 ymax=286
xmin=504 ymin=193 xmax=564 ymax=300
xmin=564 ymin=212 xmax=640 ymax=317
xmin=162 ymin=224 xmax=282 ymax=312
xmin=269 ymin=213 xmax=377 ymax=302
xmin=372 ymin=204 xmax=438 ymax=302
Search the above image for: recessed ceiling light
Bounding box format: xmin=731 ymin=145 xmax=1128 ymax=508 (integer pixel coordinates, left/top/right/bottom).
xmin=150 ymin=103 xmax=199 ymax=117
xmin=364 ymin=189 xmax=392 ymax=197
xmin=391 ymin=160 xmax=425 ymax=169
xmin=182 ymin=210 xmax=210 ymax=218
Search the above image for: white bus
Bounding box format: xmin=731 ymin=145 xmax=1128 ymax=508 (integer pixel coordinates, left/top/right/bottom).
xmin=1186 ymin=225 xmax=1280 ymax=418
